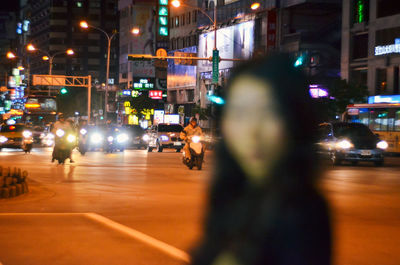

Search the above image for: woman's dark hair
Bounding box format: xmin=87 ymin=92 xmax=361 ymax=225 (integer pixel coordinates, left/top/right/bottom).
xmin=192 ymin=54 xmax=329 ymax=265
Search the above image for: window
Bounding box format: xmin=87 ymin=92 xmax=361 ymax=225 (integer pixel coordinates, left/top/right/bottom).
xmin=376 ymin=68 xmax=387 ymax=94
xmin=187 ymin=12 xmax=191 ymax=24
xmin=170 ymin=17 xmax=174 ymax=28
xmin=395 ymin=110 xmax=400 ymax=131
xmin=377 ymin=0 xmax=400 ymax=18
xmin=187 ymin=89 xmax=194 ymax=102
xmin=181 ymin=14 xmax=185 ymax=26
xmin=175 ymin=16 xmax=179 ymax=27
xmin=352 ymin=34 xmax=368 ymax=59
xmin=370 ymin=109 xmax=389 ymax=131
xmin=192 ymin=10 xmax=197 ymax=23
xmin=169 ymin=90 xmax=177 ymax=102
xmin=376 ymin=27 xmax=400 ymax=46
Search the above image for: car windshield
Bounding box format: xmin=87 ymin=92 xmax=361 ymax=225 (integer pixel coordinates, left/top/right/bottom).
xmin=333 ymin=123 xmax=375 ymax=138
xmin=158 ymin=125 xmax=183 ymax=132
xmin=1 ymin=125 xmax=25 ymax=132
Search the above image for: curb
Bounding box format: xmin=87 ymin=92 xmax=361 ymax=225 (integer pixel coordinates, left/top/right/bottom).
xmin=0 ymin=166 xmax=29 ymax=199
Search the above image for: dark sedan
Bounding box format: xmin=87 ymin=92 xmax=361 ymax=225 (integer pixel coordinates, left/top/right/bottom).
xmin=121 ymin=125 xmax=148 ymax=149
xmin=316 ymin=122 xmax=388 ymax=166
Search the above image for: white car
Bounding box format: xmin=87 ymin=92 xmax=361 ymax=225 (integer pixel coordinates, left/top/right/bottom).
xmin=147 ymin=124 xmax=184 ymax=152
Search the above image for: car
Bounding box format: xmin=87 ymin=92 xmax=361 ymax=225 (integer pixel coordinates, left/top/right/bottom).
xmin=316 ymin=122 xmax=388 ymax=166
xmin=121 ymin=125 xmax=148 ymax=149
xmin=147 ymin=123 xmax=184 ymax=152
xmin=0 ymin=124 xmax=34 ymax=152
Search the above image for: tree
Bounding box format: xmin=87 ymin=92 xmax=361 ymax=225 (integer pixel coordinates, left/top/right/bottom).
xmin=191 ymin=104 xmax=209 ymax=120
xmin=325 ymin=79 xmax=369 ymax=118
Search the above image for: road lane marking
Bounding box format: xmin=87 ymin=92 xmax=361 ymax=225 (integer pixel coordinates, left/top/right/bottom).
xmin=84 ymin=213 xmax=191 ymax=263
xmin=0 ymin=212 xmax=191 ymax=263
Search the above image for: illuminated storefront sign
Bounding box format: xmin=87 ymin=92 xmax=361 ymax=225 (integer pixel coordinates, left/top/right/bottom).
xmin=158 ymin=0 xmax=169 ymax=37
xmin=375 ymin=43 xmax=400 ymax=56
xmin=309 ymin=84 xmax=329 ymax=98
xmin=122 ymin=90 xmax=131 ymax=96
xmin=164 ymin=114 xmax=179 ymax=124
xmin=133 ymin=78 xmax=155 ymax=89
xmin=368 ymin=95 xmax=400 ymax=104
xmin=149 ymin=90 xmax=163 ymax=99
xmin=154 ymin=110 xmax=164 ymax=124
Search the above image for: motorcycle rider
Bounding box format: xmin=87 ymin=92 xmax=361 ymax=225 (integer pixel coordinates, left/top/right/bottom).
xmin=180 ymin=117 xmax=203 ymax=161
xmin=51 ymin=114 xmax=74 ymax=163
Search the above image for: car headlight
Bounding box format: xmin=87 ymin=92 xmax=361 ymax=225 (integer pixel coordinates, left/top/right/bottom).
xmin=116 ymin=133 xmax=128 ymax=143
xmin=56 ymin=129 xmax=65 ymax=137
xmin=67 ymin=134 xmax=76 ymax=143
xmin=23 ymin=131 xmax=32 ymax=138
xmin=377 ymin=140 xmax=388 ymax=150
xmin=47 ymin=133 xmax=55 ymax=139
xmin=107 ymin=136 xmax=114 ymax=142
xmin=91 ymin=133 xmax=103 ymax=143
xmin=192 ymin=136 xmax=201 ymax=143
xmin=142 ymin=134 xmax=150 ymax=141
xmin=336 ymin=139 xmax=354 ymax=149
xmin=80 ymin=128 xmax=87 ymax=135
xmin=160 ymin=135 xmax=169 ymax=141
xmin=0 ymin=136 xmax=8 ymax=143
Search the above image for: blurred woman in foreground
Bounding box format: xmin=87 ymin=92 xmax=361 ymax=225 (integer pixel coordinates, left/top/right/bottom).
xmin=191 ymin=54 xmax=332 ymax=265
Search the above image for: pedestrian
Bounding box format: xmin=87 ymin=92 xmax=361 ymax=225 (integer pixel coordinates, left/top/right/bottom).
xmin=191 ymin=54 xmax=332 ymax=265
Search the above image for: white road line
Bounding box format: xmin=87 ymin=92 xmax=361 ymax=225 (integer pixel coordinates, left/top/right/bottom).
xmin=0 ymin=212 xmax=191 ymax=263
xmin=85 ymin=213 xmax=191 ymax=263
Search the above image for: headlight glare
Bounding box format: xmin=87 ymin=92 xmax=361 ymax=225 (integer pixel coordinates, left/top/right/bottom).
xmin=116 ymin=133 xmax=128 ymax=143
xmin=142 ymin=134 xmax=150 ymax=141
xmin=56 ymin=129 xmax=65 ymax=137
xmin=160 ymin=135 xmax=169 ymax=141
xmin=192 ymin=136 xmax=201 ymax=143
xmin=107 ymin=136 xmax=114 ymax=142
xmin=377 ymin=140 xmax=388 ymax=150
xmin=336 ymin=139 xmax=353 ymax=149
xmin=67 ymin=134 xmax=76 ymax=143
xmin=23 ymin=131 xmax=32 ymax=138
xmin=80 ymin=128 xmax=87 ymax=135
xmin=0 ymin=136 xmax=8 ymax=143
xmin=91 ymin=133 xmax=103 ymax=143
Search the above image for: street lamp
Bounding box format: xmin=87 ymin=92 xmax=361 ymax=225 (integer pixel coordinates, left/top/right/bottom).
xmin=6 ymin=51 xmax=16 ymax=59
xmin=250 ymin=2 xmax=261 ymax=10
xmin=172 ymin=0 xmax=217 ymax=51
xmin=131 ymin=27 xmax=140 ymax=35
xmin=80 ymin=20 xmax=118 ymax=121
xmin=26 ymin=44 xmax=74 ymax=95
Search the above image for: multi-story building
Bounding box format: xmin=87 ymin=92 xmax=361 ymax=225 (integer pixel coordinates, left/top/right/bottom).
xmin=167 ymin=0 xmax=198 ymax=121
xmin=342 ymin=0 xmax=400 ymax=96
xmin=27 ymin=0 xmax=119 ymax=116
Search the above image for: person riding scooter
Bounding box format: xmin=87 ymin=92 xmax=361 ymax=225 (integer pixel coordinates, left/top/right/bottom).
xmin=180 ymin=117 xmax=204 ymax=162
xmin=51 ymin=114 xmax=75 ymax=163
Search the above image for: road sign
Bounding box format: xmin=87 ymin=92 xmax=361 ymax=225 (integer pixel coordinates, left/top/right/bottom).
xmin=212 ymin=49 xmax=219 ymax=84
xmin=156 ymin=48 xmax=167 ymax=58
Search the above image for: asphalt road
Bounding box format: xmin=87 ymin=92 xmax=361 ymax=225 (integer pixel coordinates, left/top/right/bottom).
xmin=0 ymin=147 xmax=399 ymax=265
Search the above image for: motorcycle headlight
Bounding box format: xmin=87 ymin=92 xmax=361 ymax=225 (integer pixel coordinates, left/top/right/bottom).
xmin=47 ymin=133 xmax=55 ymax=139
xmin=142 ymin=134 xmax=150 ymax=141
xmin=107 ymin=136 xmax=114 ymax=142
xmin=377 ymin=140 xmax=388 ymax=150
xmin=80 ymin=128 xmax=87 ymax=135
xmin=0 ymin=136 xmax=8 ymax=143
xmin=91 ymin=133 xmax=103 ymax=143
xmin=56 ymin=129 xmax=65 ymax=137
xmin=116 ymin=133 xmax=128 ymax=143
xmin=160 ymin=135 xmax=169 ymax=141
xmin=336 ymin=139 xmax=353 ymax=149
xmin=192 ymin=136 xmax=201 ymax=143
xmin=67 ymin=134 xmax=76 ymax=143
xmin=23 ymin=131 xmax=32 ymax=138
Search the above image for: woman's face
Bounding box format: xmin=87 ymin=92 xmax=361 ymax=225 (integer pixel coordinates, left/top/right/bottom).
xmin=222 ymin=75 xmax=287 ymax=183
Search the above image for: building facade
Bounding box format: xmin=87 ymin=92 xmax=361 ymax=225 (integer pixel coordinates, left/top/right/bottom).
xmin=342 ymin=0 xmax=400 ymax=96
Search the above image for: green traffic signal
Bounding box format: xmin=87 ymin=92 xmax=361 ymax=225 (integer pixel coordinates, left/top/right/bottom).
xmin=60 ymin=87 xmax=68 ymax=94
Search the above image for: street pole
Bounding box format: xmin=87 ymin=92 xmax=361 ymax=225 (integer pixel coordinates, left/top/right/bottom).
xmin=105 ymin=37 xmax=111 ymax=121
xmin=48 ymin=57 xmax=53 ymax=96
xmin=213 ymin=3 xmax=217 ymax=50
xmin=88 ymin=75 xmax=91 ymax=123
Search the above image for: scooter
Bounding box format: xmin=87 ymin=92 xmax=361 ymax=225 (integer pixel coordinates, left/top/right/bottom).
xmin=104 ymin=129 xmax=129 ymax=153
xmin=53 ymin=129 xmax=76 ymax=164
xmin=22 ymin=130 xmax=33 ymax=154
xmin=182 ymin=135 xmax=205 ymax=170
xmin=78 ymin=128 xmax=88 ymax=155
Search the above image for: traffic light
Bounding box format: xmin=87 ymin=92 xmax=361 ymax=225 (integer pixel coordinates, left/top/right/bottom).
xmin=60 ymin=87 xmax=68 ymax=94
xmin=294 ymin=55 xmax=304 ymax=67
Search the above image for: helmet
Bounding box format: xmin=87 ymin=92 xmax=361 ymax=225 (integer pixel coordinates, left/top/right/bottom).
xmin=189 ymin=117 xmax=198 ymax=124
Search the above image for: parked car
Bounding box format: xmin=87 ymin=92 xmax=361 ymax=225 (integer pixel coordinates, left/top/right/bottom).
xmin=122 ymin=125 xmax=147 ymax=149
xmin=316 ymin=122 xmax=388 ymax=166
xmin=147 ymin=123 xmax=184 ymax=152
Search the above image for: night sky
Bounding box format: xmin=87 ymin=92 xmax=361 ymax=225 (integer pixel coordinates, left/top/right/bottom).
xmin=3 ymin=2 xmax=20 ymax=12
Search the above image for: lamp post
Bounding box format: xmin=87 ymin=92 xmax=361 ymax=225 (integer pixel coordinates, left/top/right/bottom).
xmin=80 ymin=21 xmax=118 ymax=121
xmin=27 ymin=44 xmax=74 ymax=95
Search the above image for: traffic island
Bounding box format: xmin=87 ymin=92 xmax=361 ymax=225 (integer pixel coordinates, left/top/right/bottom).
xmin=0 ymin=166 xmax=29 ymax=199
